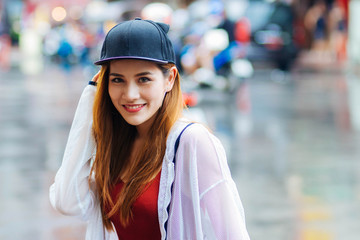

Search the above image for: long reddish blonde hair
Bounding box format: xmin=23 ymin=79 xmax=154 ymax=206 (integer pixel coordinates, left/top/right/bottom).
xmin=91 ymin=62 xmax=183 ymax=229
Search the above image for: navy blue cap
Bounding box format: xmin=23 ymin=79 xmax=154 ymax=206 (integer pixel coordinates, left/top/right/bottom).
xmin=94 ymin=18 xmax=176 ymax=65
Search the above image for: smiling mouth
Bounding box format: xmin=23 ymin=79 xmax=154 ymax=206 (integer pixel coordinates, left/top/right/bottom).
xmin=123 ymin=104 xmax=146 ymax=112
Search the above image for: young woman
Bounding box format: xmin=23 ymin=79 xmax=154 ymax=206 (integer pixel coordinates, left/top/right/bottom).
xmin=49 ymin=18 xmax=250 ymax=240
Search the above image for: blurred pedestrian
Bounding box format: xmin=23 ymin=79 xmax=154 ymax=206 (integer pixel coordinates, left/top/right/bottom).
xmin=57 ymin=36 xmax=74 ymax=72
xmin=0 ymin=33 xmax=11 ymax=71
xmin=304 ymin=0 xmax=329 ymax=54
xmin=328 ymin=1 xmax=347 ymax=61
xmin=0 ymin=0 xmax=11 ymax=71
xmin=49 ymin=18 xmax=250 ymax=240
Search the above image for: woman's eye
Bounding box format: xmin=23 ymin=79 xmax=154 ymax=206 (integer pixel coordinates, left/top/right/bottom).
xmin=111 ymin=78 xmax=124 ymax=83
xmin=139 ymin=77 xmax=150 ymax=83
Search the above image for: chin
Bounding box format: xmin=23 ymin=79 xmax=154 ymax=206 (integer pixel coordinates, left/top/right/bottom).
xmin=123 ymin=119 xmax=143 ymax=126
xmin=122 ymin=116 xmax=150 ymax=126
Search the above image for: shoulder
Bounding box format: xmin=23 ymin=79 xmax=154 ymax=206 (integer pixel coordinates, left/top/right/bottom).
xmin=167 ymin=119 xmax=215 ymax=143
xmin=176 ymin=122 xmax=229 ymax=182
xmin=181 ymin=123 xmax=213 ymax=142
xmin=165 ymin=119 xmax=216 ymax=155
xmin=179 ymin=122 xmax=223 ymax=153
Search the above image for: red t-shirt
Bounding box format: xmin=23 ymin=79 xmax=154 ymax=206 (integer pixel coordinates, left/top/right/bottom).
xmin=108 ymin=172 xmax=162 ymax=240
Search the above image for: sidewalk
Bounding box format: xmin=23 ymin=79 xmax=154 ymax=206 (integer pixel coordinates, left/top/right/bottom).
xmin=0 ymin=66 xmax=88 ymax=240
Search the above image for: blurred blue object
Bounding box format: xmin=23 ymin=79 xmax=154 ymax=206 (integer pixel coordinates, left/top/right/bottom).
xmin=57 ymin=39 xmax=74 ymax=72
xmin=213 ymin=41 xmax=240 ymax=72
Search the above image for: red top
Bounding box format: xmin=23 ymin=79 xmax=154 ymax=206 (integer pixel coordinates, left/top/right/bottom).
xmin=108 ymin=172 xmax=162 ymax=240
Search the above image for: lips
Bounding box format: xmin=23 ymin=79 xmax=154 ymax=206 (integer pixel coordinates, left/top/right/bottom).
xmin=123 ymin=104 xmax=146 ymax=113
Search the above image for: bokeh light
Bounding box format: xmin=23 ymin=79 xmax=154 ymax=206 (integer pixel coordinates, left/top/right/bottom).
xmin=51 ymin=6 xmax=67 ymax=22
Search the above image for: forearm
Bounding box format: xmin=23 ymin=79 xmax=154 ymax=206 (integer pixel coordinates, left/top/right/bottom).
xmin=49 ymin=85 xmax=97 ymax=218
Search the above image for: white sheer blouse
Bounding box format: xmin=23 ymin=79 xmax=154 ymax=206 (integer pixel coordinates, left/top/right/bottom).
xmin=49 ymin=85 xmax=250 ymax=240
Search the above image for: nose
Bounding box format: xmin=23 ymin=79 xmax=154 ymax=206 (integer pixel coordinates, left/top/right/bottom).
xmin=122 ymin=82 xmax=140 ymax=101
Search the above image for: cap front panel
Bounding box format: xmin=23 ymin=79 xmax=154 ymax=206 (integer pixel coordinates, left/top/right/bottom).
xmin=129 ymin=21 xmax=163 ymax=62
xmin=107 ymin=22 xmax=130 ymax=59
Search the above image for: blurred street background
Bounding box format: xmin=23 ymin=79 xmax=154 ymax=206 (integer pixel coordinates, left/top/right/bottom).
xmin=1 ymin=0 xmax=360 ymax=239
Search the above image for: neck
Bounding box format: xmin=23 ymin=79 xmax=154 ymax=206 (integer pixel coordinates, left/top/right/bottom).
xmin=136 ymin=120 xmax=153 ymax=139
xmin=136 ymin=125 xmax=149 ymax=139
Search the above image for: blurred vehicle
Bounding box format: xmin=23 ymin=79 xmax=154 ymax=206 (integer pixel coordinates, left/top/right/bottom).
xmin=241 ymin=0 xmax=299 ymax=71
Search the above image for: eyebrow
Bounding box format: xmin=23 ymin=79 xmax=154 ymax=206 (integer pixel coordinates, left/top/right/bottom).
xmin=109 ymin=71 xmax=153 ymax=77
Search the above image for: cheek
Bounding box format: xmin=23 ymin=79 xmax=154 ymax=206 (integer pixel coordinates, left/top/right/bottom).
xmin=149 ymin=88 xmax=166 ymax=103
xmin=144 ymin=91 xmax=161 ymax=104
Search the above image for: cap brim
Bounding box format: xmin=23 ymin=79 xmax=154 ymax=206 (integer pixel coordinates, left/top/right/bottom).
xmin=94 ymin=56 xmax=169 ymax=65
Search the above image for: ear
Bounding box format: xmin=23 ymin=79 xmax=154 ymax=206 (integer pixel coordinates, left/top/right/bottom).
xmin=165 ymin=66 xmax=177 ymax=92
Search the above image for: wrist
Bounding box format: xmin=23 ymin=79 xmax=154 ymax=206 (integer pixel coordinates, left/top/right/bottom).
xmin=88 ymin=81 xmax=97 ymax=86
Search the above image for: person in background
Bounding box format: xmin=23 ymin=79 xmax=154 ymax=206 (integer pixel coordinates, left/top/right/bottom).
xmin=0 ymin=0 xmax=11 ymax=71
xmin=49 ymin=18 xmax=250 ymax=240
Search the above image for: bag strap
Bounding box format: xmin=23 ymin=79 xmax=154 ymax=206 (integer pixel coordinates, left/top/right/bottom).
xmin=173 ymin=123 xmax=194 ymax=164
xmin=165 ymin=122 xmax=194 ymax=237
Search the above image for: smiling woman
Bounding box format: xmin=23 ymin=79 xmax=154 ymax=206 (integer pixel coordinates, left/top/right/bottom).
xmin=49 ymin=18 xmax=250 ymax=240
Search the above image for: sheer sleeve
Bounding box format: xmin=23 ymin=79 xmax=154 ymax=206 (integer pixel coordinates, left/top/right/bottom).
xmin=49 ymin=85 xmax=97 ymax=220
xmin=179 ymin=124 xmax=250 ymax=240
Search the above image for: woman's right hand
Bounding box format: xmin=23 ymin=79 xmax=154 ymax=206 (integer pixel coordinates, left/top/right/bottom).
xmin=92 ymin=71 xmax=101 ymax=83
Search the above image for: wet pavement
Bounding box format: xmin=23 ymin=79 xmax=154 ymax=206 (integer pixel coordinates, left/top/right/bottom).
xmin=1 ymin=60 xmax=360 ymax=240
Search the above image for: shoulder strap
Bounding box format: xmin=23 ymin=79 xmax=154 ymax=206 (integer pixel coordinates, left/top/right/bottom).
xmin=173 ymin=123 xmax=194 ymax=164
xmin=165 ymin=122 xmax=194 ymax=237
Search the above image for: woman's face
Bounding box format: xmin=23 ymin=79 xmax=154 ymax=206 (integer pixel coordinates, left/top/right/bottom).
xmin=108 ymin=59 xmax=175 ymax=133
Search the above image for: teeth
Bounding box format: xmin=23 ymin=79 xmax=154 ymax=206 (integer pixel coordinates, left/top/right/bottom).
xmin=126 ymin=104 xmax=144 ymax=109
